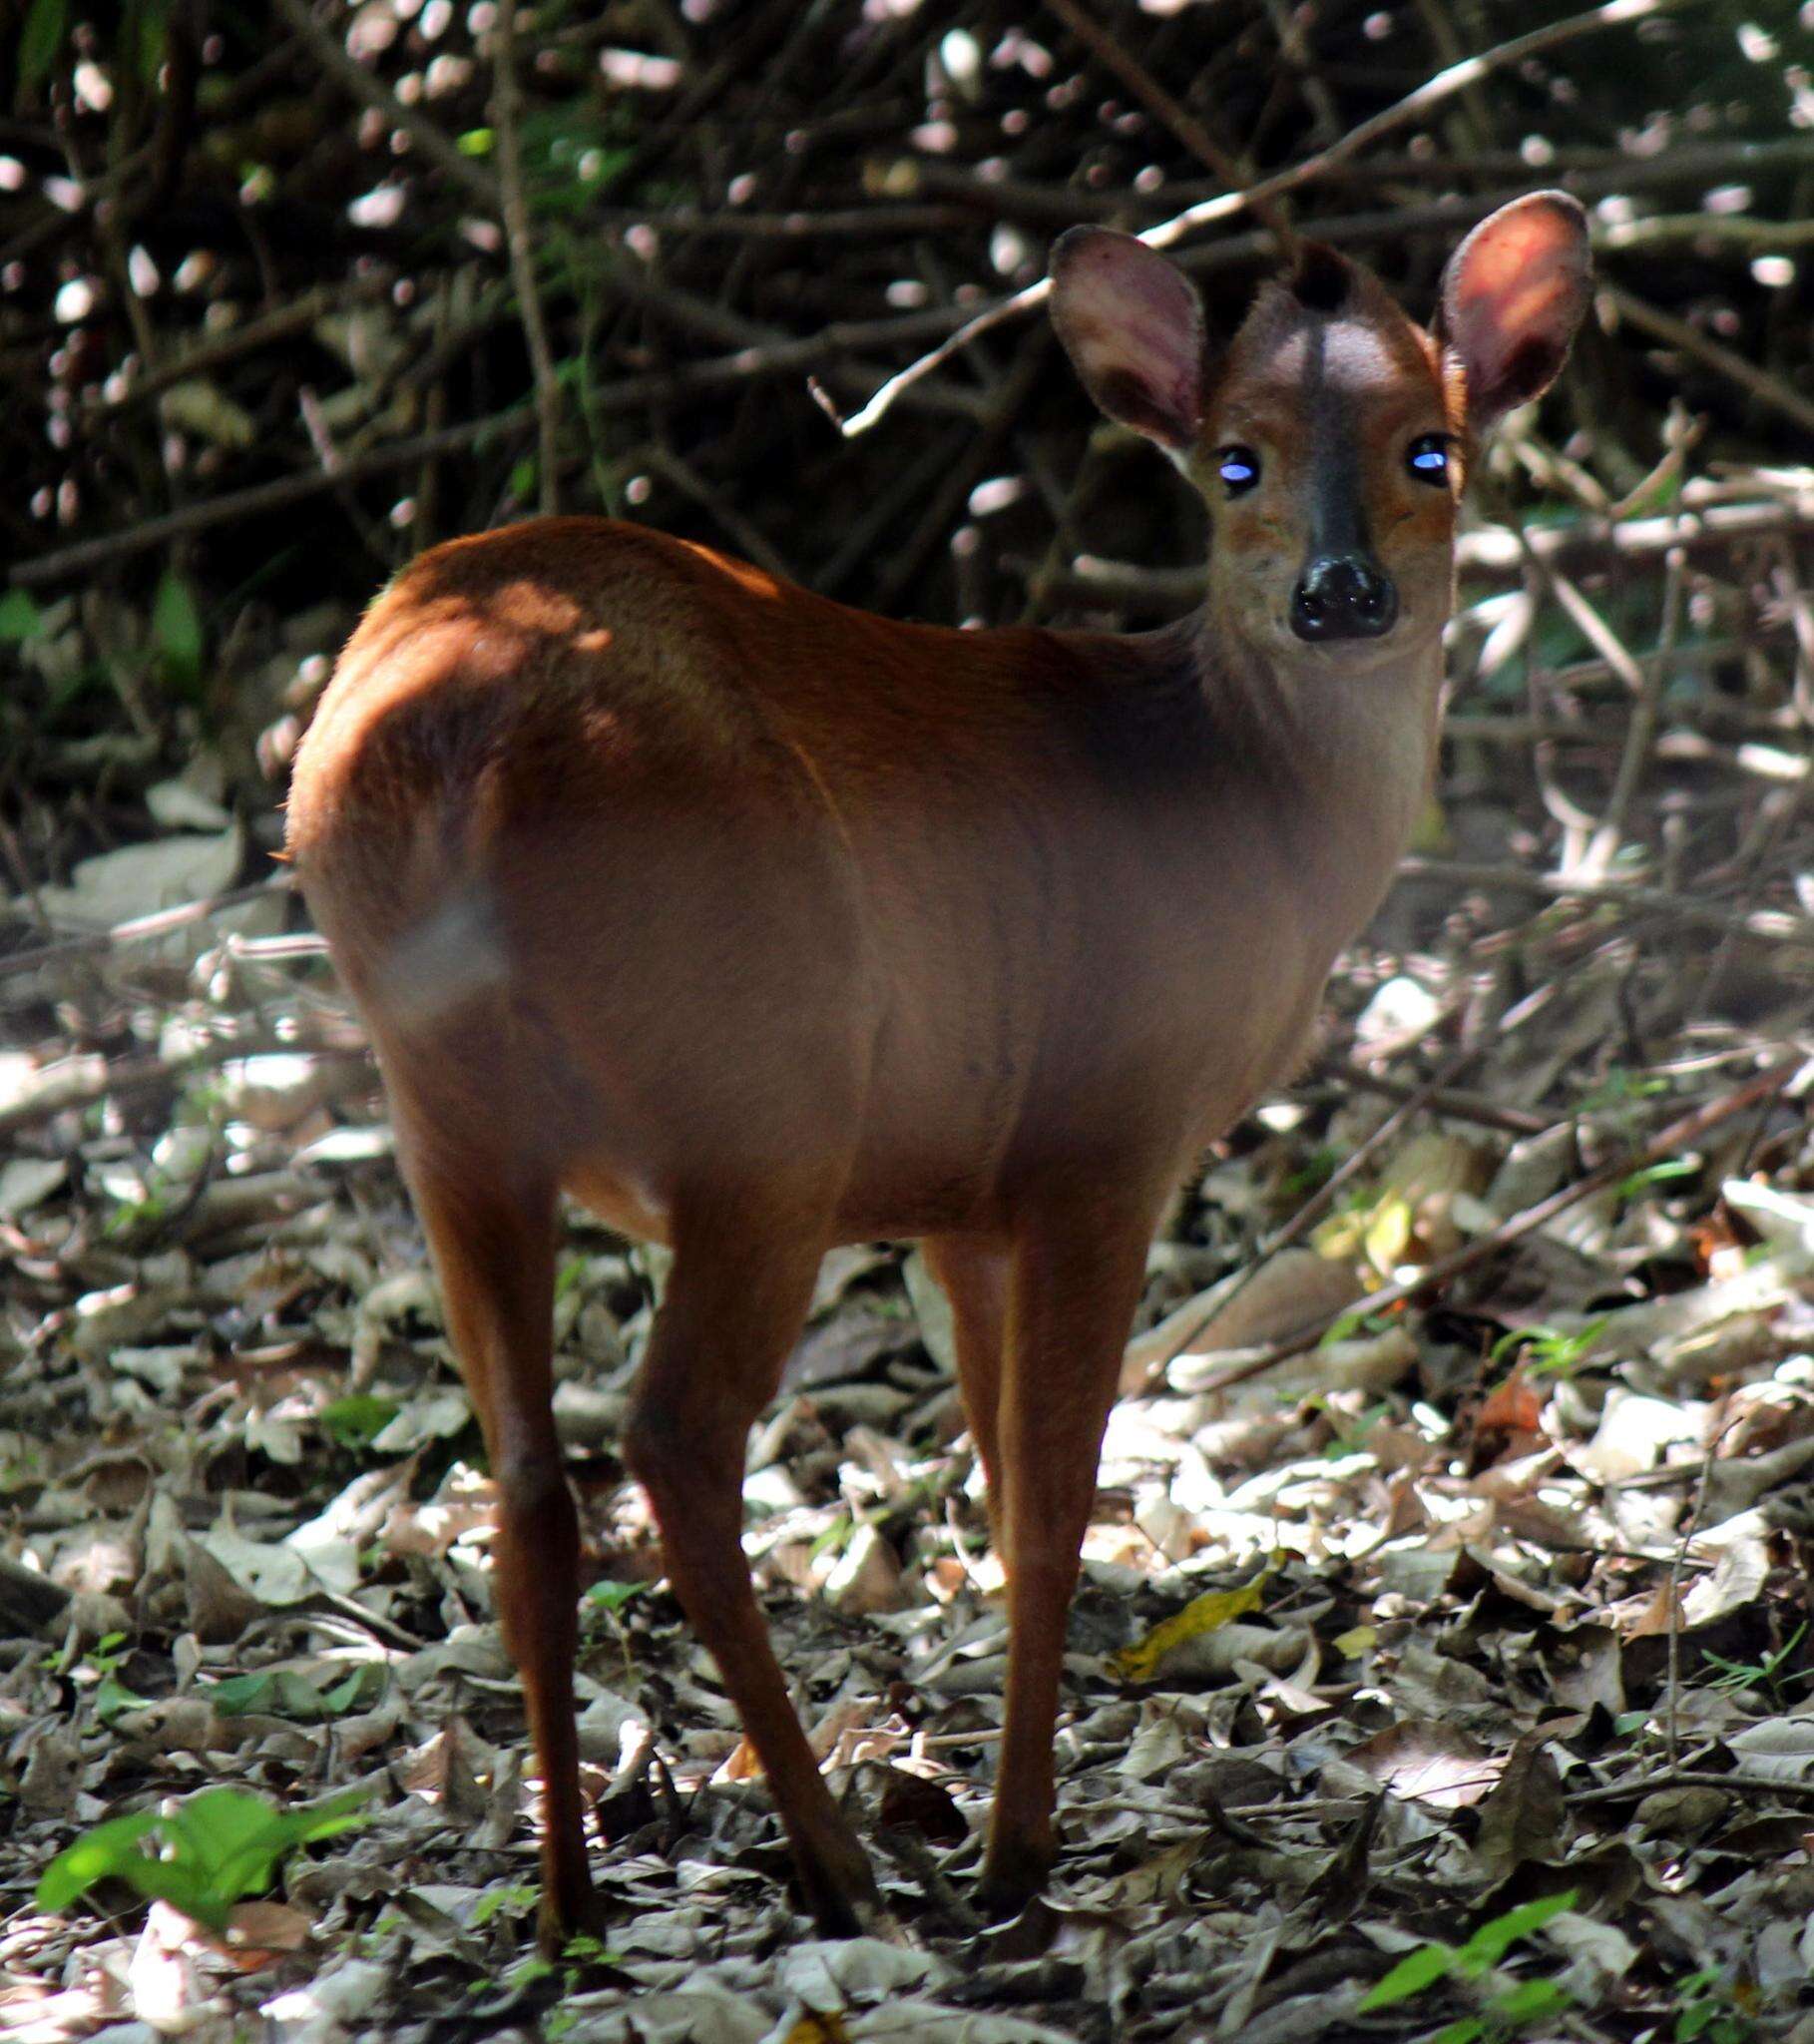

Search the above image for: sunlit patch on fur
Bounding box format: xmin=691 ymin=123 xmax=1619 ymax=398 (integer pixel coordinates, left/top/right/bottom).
xmin=490 ymin=580 xmax=586 ymax=635
xmin=380 ymin=880 xmax=510 ymax=1023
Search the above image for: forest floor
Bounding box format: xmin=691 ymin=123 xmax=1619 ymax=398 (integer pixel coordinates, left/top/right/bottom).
xmin=4 ymin=534 xmax=1814 ymax=2038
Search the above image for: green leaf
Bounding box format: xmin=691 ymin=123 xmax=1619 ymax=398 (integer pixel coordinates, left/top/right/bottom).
xmin=458 ymin=127 xmax=495 ymax=156
xmin=321 ymin=1666 xmax=386 ymax=1714
xmin=36 ymin=1808 xmax=164 ymax=1911
xmin=584 ymin=1579 xmax=647 ymax=1615
xmin=35 ymin=1788 xmax=368 ymax=1931
xmin=209 ymin=1666 xmax=383 ymax=1721
xmin=1431 ymin=2021 xmax=1484 ymax=2044
xmin=151 ymin=570 xmax=205 ymax=694
xmin=1458 ymin=1888 xmax=1578 ymax=1968
xmin=207 ymin=1672 xmax=276 ymax=1715
xmin=1359 ymin=1941 xmax=1456 ymax=2010
xmin=0 ymin=589 xmax=44 ymax=642
xmin=94 ymin=1671 xmax=157 ymax=1724
xmin=318 ymin=1392 xmax=401 ymax=1451
xmin=1493 ymin=1978 xmax=1571 ymax=2020
xmin=19 ymin=0 xmax=68 ymax=91
xmin=1618 ymin=1157 xmax=1699 ymax=1202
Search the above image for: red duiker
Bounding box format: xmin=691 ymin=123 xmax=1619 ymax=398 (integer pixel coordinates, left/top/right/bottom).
xmin=285 ymin=194 xmax=1590 ymax=1946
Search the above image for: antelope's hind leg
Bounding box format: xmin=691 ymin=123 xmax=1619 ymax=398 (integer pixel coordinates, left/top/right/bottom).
xmin=622 ymin=1177 xmax=882 ymax=1935
xmin=397 ymin=1121 xmax=598 ymax=1954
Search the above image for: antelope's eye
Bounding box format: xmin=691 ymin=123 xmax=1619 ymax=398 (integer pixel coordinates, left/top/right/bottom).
xmin=1217 ymin=446 xmax=1260 ymax=495
xmin=1407 ymin=434 xmax=1451 ymax=482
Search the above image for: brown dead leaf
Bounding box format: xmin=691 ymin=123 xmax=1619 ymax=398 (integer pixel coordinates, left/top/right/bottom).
xmin=1476 ymin=1736 xmax=1566 ymax=1874
xmin=1346 ymin=1721 xmax=1501 ymax=1808
xmin=1475 ymin=1363 xmax=1547 ymax=1440
xmin=878 ymin=1767 xmax=968 ymax=1846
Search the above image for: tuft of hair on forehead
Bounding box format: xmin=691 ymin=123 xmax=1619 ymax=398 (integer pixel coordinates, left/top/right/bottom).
xmin=1286 ymin=242 xmax=1351 ymax=314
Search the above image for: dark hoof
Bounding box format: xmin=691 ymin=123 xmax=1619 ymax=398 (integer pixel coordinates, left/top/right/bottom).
xmin=536 ymin=1879 xmax=614 ymax=1959
xmin=797 ymin=1836 xmax=885 ymax=1939
xmin=977 ymin=1837 xmax=1056 ymax=1923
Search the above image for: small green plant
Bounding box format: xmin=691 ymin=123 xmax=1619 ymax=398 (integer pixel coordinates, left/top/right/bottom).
xmin=488 ymin=1927 xmax=619 ymax=2016
xmin=45 ymin=1631 xmax=155 ymax=1724
xmin=582 ymin=1580 xmax=646 ymax=1620
xmin=1701 ymin=1621 xmax=1810 ymax=1706
xmin=0 ymin=589 xmax=45 ymax=641
xmin=38 ymin=1788 xmax=367 ymax=1932
xmin=1278 ymin=1145 xmax=1342 ymax=1203
xmin=1359 ymin=1889 xmax=1578 ymax=2041
xmin=204 ymin=1663 xmax=387 ymax=1721
xmin=318 ymin=1392 xmax=402 ymax=1453
xmin=349 ymin=1910 xmax=410 ymax=1957
xmin=151 ymin=568 xmax=206 ymax=699
xmin=1488 ymin=1316 xmax=1610 ymax=1380
xmin=1321 ymin=1399 xmax=1394 ymax=1455
xmin=470 ymin=1882 xmax=540 ymax=1928
xmin=1618 ymin=1156 xmax=1700 ymax=1204
xmin=1318 ymin=1304 xmax=1395 ymax=1347
xmin=45 ymin=1629 xmax=128 ymax=1679
xmin=809 ymin=1513 xmax=855 ymax=1564
xmin=581 ymin=1578 xmax=648 ymax=1668
xmin=1671 ymin=1965 xmax=1758 ymax=2042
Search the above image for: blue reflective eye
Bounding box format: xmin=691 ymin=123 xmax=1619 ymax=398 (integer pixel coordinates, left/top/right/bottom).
xmin=1408 ymin=434 xmax=1450 ymax=481
xmin=1217 ymin=446 xmax=1260 ymax=494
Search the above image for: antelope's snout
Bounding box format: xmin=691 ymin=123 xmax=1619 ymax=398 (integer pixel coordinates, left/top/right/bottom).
xmin=1289 ymin=551 xmax=1399 ymax=643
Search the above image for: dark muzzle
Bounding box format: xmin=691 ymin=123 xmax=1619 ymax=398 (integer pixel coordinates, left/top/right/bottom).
xmin=1290 ymin=553 xmax=1398 ymax=642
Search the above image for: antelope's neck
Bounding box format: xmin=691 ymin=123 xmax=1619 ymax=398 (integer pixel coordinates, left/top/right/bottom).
xmin=1126 ymin=606 xmax=1446 ymax=930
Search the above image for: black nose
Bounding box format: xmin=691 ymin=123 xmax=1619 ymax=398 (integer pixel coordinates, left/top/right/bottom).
xmin=1290 ymin=554 xmax=1398 ymax=642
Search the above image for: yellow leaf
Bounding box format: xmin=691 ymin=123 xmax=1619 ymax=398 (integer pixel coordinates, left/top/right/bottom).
xmin=1362 ymin=1192 xmax=1413 ymax=1278
xmin=1333 ymin=1624 xmax=1376 ymax=1658
xmin=782 ymin=2017 xmax=853 ymax=2044
xmin=1406 ymin=793 xmax=1450 ymax=856
xmin=1111 ymin=1560 xmax=1277 ymax=1683
xmin=1311 ymin=1209 xmax=1365 ymax=1262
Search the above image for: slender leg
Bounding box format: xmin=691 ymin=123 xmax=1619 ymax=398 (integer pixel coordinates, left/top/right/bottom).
xmin=622 ymin=1184 xmax=880 ymax=1935
xmin=922 ymin=1234 xmax=1011 ymax=1525
xmin=979 ymin=1202 xmax=1156 ymax=1916
xmin=402 ymin=1147 xmax=594 ymax=1953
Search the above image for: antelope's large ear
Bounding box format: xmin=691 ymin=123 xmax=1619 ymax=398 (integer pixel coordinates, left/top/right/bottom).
xmin=1438 ymin=192 xmax=1591 ymax=434
xmin=1050 ymin=228 xmax=1205 ymax=454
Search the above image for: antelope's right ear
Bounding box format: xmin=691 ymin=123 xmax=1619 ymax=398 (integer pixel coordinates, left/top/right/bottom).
xmin=1050 ymin=228 xmax=1205 ymax=454
xmin=1438 ymin=192 xmax=1592 ymax=434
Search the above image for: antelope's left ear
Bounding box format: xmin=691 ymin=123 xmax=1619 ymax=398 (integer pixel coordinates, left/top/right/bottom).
xmin=1438 ymin=192 xmax=1591 ymax=434
xmin=1049 ymin=227 xmax=1206 ymax=454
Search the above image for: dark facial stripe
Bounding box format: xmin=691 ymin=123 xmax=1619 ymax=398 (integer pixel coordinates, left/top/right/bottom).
xmin=1301 ymin=328 xmax=1370 ymax=562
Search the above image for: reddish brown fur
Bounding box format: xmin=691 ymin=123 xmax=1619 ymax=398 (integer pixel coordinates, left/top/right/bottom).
xmin=285 ymin=198 xmax=1588 ymax=1948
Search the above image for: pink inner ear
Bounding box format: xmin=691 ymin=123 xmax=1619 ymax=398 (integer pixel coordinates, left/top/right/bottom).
xmin=1052 ymin=232 xmax=1203 ymax=448
xmin=1444 ymin=196 xmax=1589 ymax=412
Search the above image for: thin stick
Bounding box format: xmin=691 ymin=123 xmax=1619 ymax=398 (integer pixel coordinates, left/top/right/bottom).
xmin=1039 ymin=0 xmax=1296 ymax=253
xmin=1603 ymin=280 xmax=1814 ymax=439
xmin=1019 ymin=491 xmax=1814 ymax=610
xmin=10 ymin=414 xmax=522 ymax=588
xmin=1581 ymin=546 xmax=1686 ymax=880
xmin=1397 ymin=856 xmax=1814 ymax=951
xmin=826 ymin=0 xmax=1694 ymax=437
xmin=1129 ymin=1039 xmax=1485 ymax=1387
xmin=493 ymin=0 xmax=561 ymax=515
xmin=1179 ymin=1055 xmax=1808 ymax=1394
xmin=0 ymin=874 xmax=295 ymax=980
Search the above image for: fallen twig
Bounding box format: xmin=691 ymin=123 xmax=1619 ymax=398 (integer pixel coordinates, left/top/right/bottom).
xmin=1174 ymin=1053 xmax=1809 ymax=1394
